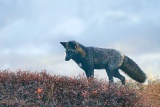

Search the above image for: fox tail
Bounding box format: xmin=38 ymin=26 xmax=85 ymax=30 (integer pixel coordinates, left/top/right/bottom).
xmin=120 ymin=56 xmax=147 ymax=83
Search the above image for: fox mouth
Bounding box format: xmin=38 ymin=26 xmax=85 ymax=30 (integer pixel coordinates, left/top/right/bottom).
xmin=65 ymin=57 xmax=71 ymax=61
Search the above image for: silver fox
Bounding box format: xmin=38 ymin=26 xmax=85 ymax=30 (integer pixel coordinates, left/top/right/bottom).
xmin=60 ymin=40 xmax=147 ymax=85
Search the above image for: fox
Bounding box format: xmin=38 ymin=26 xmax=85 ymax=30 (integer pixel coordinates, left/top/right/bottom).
xmin=60 ymin=40 xmax=147 ymax=85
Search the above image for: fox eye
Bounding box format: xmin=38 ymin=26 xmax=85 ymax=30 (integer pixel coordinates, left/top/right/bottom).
xmin=68 ymin=51 xmax=72 ymax=54
xmin=66 ymin=50 xmax=74 ymax=54
xmin=66 ymin=50 xmax=76 ymax=54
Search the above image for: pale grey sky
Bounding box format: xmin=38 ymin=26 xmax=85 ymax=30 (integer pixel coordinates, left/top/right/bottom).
xmin=0 ymin=0 xmax=160 ymax=79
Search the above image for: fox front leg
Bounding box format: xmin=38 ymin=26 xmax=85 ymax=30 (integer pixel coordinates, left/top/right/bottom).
xmin=84 ymin=69 xmax=94 ymax=78
xmin=82 ymin=61 xmax=94 ymax=79
xmin=83 ymin=67 xmax=94 ymax=84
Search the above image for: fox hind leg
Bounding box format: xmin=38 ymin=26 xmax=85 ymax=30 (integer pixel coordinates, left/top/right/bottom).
xmin=105 ymin=69 xmax=114 ymax=84
xmin=113 ymin=69 xmax=125 ymax=85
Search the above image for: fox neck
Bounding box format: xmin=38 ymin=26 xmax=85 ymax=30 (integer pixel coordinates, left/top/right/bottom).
xmin=72 ymin=53 xmax=84 ymax=64
xmin=72 ymin=44 xmax=87 ymax=64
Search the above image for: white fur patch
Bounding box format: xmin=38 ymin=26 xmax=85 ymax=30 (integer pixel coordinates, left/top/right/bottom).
xmin=78 ymin=63 xmax=82 ymax=68
xmin=118 ymin=52 xmax=125 ymax=67
xmin=143 ymin=79 xmax=148 ymax=85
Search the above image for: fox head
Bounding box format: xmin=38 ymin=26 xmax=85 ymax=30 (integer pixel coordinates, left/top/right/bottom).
xmin=60 ymin=41 xmax=86 ymax=61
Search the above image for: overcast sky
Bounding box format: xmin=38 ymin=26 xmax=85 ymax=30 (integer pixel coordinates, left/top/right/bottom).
xmin=0 ymin=0 xmax=160 ymax=79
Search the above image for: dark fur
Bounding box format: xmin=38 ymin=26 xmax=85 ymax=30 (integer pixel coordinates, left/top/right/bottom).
xmin=120 ymin=56 xmax=146 ymax=83
xmin=60 ymin=41 xmax=147 ymax=85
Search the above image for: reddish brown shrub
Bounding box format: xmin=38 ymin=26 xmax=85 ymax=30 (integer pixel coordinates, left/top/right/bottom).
xmin=0 ymin=70 xmax=157 ymax=107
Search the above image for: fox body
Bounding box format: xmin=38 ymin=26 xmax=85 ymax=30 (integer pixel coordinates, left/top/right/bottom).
xmin=60 ymin=41 xmax=147 ymax=85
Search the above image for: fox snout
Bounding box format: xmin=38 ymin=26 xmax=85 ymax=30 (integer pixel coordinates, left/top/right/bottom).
xmin=65 ymin=51 xmax=75 ymax=61
xmin=65 ymin=55 xmax=71 ymax=61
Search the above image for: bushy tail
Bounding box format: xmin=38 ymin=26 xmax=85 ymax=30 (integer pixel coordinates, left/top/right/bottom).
xmin=120 ymin=56 xmax=147 ymax=83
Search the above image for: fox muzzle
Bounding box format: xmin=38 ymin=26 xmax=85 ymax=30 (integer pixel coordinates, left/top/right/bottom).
xmin=65 ymin=56 xmax=71 ymax=61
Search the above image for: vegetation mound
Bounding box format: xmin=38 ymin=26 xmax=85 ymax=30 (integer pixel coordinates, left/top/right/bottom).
xmin=0 ymin=70 xmax=160 ymax=107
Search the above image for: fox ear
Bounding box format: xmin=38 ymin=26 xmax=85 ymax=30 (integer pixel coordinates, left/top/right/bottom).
xmin=60 ymin=42 xmax=68 ymax=48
